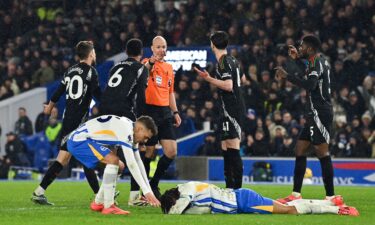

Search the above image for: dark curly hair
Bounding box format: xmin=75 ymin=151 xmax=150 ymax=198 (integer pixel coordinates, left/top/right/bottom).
xmin=160 ymin=188 xmax=180 ymax=214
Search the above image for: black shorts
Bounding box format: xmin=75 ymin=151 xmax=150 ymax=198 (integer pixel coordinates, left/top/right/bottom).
xmin=299 ymin=111 xmax=332 ymax=145
xmin=144 ymin=105 xmax=176 ymax=146
xmin=220 ymin=111 xmax=243 ymax=141
xmin=58 ymin=118 xmax=85 ymax=151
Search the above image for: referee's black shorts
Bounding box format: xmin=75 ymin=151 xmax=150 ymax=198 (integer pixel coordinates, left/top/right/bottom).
xmin=144 ymin=105 xmax=176 ymax=146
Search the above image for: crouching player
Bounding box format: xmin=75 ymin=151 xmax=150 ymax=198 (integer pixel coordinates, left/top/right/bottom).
xmin=160 ymin=181 xmax=358 ymax=216
xmin=66 ymin=115 xmax=160 ymax=215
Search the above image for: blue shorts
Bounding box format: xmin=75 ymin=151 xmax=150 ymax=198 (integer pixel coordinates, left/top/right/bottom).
xmin=234 ymin=189 xmax=274 ymax=214
xmin=67 ymin=138 xmax=111 ymax=169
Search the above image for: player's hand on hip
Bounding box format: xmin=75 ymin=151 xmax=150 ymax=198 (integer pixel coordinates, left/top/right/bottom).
xmin=288 ymin=45 xmax=298 ymax=59
xmin=145 ymin=192 xmax=161 ymax=207
xmin=174 ymin=113 xmax=182 ymax=127
xmin=193 ymin=67 xmax=209 ymax=79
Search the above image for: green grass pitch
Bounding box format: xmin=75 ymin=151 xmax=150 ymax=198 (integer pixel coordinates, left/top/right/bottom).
xmin=0 ymin=181 xmax=373 ymax=225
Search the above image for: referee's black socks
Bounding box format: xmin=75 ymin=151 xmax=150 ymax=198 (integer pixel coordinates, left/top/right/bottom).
xmin=293 ymin=156 xmax=307 ymax=193
xmin=40 ymin=161 xmax=63 ymax=190
xmin=150 ymin=154 xmax=173 ymax=189
xmin=319 ymin=155 xmax=335 ymax=196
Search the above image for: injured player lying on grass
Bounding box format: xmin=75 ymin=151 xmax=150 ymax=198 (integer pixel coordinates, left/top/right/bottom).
xmin=160 ymin=181 xmax=359 ymax=216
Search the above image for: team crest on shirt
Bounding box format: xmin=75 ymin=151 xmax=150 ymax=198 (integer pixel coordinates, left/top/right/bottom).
xmin=128 ymin=135 xmax=132 ymax=142
xmin=156 ymin=75 xmax=162 ymax=86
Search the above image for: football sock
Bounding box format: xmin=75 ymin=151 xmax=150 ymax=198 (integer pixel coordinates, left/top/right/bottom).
xmin=222 ymin=150 xmax=234 ymax=189
xmin=319 ymin=156 xmax=335 ymax=196
xmin=95 ymin=186 xmax=104 ymax=204
xmin=288 ymin=199 xmax=334 ymax=206
xmin=149 ymin=155 xmax=173 ymax=189
xmin=83 ymin=166 xmax=99 ymax=194
xmin=227 ymin=148 xmax=243 ymax=189
xmin=129 ymin=191 xmax=140 ymax=202
xmin=102 ymin=164 xmax=119 ymax=208
xmin=39 ymin=161 xmax=63 ymax=191
xmin=34 ymin=186 xmax=45 ymax=196
xmin=292 ymin=192 xmax=301 ymax=197
xmin=293 ymin=156 xmax=306 ymax=193
xmin=294 ymin=202 xmax=339 ymax=214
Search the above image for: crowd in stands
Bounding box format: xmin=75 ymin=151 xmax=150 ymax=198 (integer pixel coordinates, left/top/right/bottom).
xmin=0 ymin=0 xmax=374 ymax=171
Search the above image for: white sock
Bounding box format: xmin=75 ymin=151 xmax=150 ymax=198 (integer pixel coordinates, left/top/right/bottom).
xmin=129 ymin=191 xmax=140 ymax=202
xmin=34 ymin=186 xmax=45 ymax=196
xmin=288 ymin=199 xmax=334 ymax=206
xmin=294 ymin=202 xmax=339 ymax=214
xmin=95 ymin=186 xmax=104 ymax=204
xmin=292 ymin=192 xmax=301 ymax=197
xmin=103 ymin=164 xmax=119 ymax=209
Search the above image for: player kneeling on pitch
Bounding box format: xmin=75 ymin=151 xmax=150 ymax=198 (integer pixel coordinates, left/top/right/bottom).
xmin=66 ymin=115 xmax=160 ymax=215
xmin=160 ymin=181 xmax=358 ymax=216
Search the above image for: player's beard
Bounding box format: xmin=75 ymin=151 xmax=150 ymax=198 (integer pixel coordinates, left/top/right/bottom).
xmin=91 ymin=59 xmax=96 ymax=66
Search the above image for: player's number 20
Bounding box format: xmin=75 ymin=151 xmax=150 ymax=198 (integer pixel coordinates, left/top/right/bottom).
xmin=64 ymin=75 xmax=83 ymax=99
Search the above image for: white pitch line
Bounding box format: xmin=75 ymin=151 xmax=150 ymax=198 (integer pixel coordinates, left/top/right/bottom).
xmin=0 ymin=207 xmax=70 ymax=211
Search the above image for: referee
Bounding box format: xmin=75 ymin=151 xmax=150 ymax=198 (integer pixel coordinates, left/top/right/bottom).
xmin=129 ymin=36 xmax=181 ymax=202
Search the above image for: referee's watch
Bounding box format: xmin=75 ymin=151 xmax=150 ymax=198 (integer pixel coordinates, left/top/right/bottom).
xmin=173 ymin=111 xmax=179 ymax=115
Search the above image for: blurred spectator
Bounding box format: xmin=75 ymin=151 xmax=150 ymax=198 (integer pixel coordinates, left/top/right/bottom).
xmin=0 ymin=156 xmax=11 ymax=179
xmin=270 ymin=125 xmax=286 ymax=156
xmin=31 ymin=59 xmax=55 ymax=86
xmin=45 ymin=117 xmax=62 ymax=145
xmin=35 ymin=103 xmax=48 ymax=133
xmin=197 ymin=133 xmax=220 ymax=156
xmin=243 ymin=108 xmax=257 ymax=137
xmin=279 ymin=135 xmax=295 ymax=157
xmin=244 ymin=129 xmax=271 ymax=156
xmin=14 ymin=107 xmax=33 ymax=136
xmin=5 ymin=132 xmax=29 ymax=166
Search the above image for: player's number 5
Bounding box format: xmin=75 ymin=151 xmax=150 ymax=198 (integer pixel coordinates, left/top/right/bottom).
xmin=108 ymin=68 xmax=123 ymax=87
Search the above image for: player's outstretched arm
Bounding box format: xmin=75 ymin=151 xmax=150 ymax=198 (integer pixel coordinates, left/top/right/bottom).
xmin=144 ymin=192 xmax=161 ymax=207
xmin=122 ymin=146 xmax=160 ymax=207
xmin=275 ymin=66 xmax=318 ymax=91
xmin=134 ymin=150 xmax=152 ymax=191
xmin=193 ymin=67 xmax=233 ymax=92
